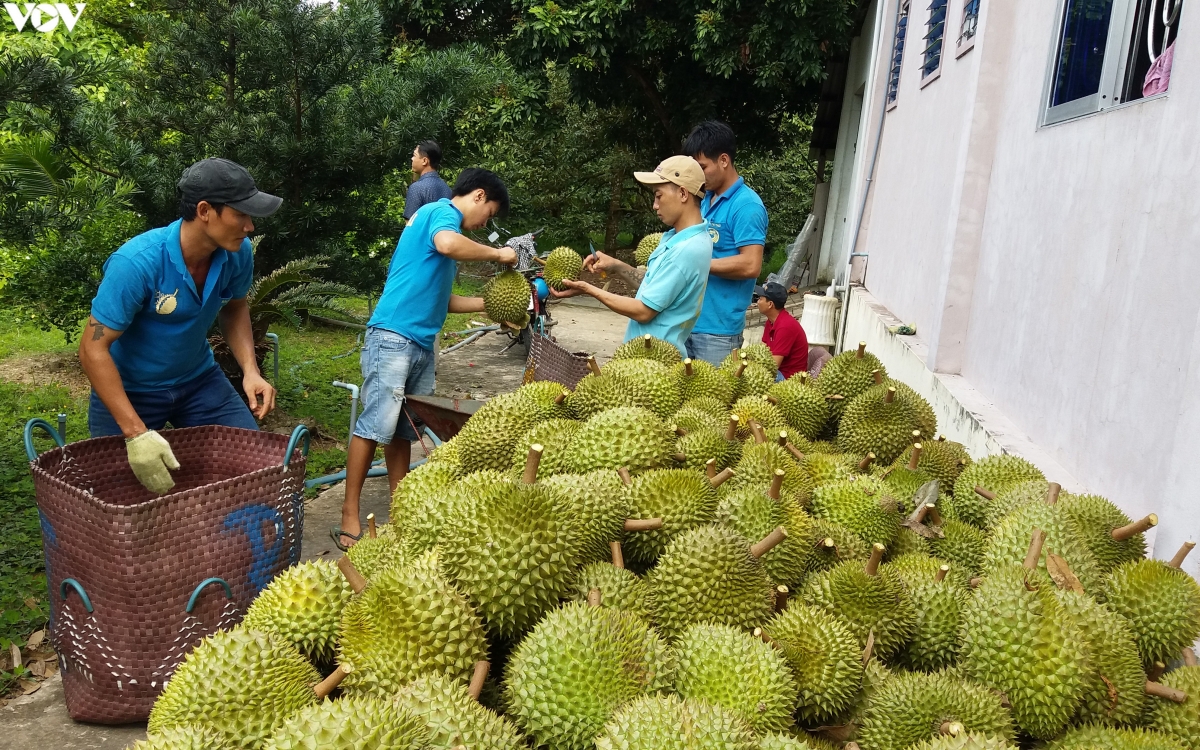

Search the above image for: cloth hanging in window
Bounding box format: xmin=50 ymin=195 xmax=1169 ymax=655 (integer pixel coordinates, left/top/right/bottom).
xmin=1143 ymin=41 xmax=1175 ymax=97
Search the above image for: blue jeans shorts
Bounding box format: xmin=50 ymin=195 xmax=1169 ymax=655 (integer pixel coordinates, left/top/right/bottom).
xmin=353 ymin=327 xmax=436 ymax=445
xmin=88 ymin=364 xmax=258 ymax=437
xmin=685 ymin=332 xmax=745 ymax=367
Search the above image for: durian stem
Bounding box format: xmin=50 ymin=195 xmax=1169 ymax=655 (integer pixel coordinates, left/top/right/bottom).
xmin=1146 ymin=680 xmax=1188 ymax=703
xmin=522 ymin=444 xmax=544 ymax=485
xmin=774 ymin=585 xmax=789 ymax=612
xmin=735 ymin=362 xmax=747 ymax=378
xmin=367 ymin=513 xmax=376 ymax=539
xmin=766 ymin=394 xmax=780 ymax=405
xmin=1044 ymin=482 xmax=1061 ymax=505
xmin=468 ymin=661 xmax=489 ymax=700
xmin=587 ymin=356 xmax=601 ymax=376
xmin=974 ymin=485 xmax=996 ymax=501
xmin=725 ymin=415 xmax=740 ymax=441
xmin=643 ymin=334 xmax=653 ymax=349
xmin=819 ymin=537 xmax=836 ymax=551
xmin=884 ymin=387 xmax=896 ymax=404
xmin=1023 ymin=529 xmax=1047 ymax=570
xmin=313 ymin=663 xmax=353 ymax=699
xmin=777 ymin=430 xmax=789 ymax=446
xmin=784 ymin=443 xmax=806 ymax=462
xmin=936 ymin=565 xmax=950 ymax=583
xmin=705 ymin=458 xmax=717 ymax=479
xmin=926 ymin=504 xmax=943 ymax=526
xmin=938 ymin=435 xmax=947 ymax=441
xmin=872 ymin=369 xmax=883 ymax=385
xmin=673 ymin=452 xmax=688 ymax=462
xmin=749 ymin=421 xmax=767 ymax=444
xmin=753 ymin=627 xmax=774 ymax=645
xmin=865 ymin=543 xmax=885 ymax=575
xmin=554 ymin=391 xmax=567 ymax=405
xmin=750 ymin=527 xmax=789 ymax=558
xmin=912 ymin=430 xmax=922 ymax=443
xmin=939 ymin=722 xmax=964 ymax=737
xmin=710 ymin=467 xmax=736 ymax=488
xmin=908 ymin=503 xmax=931 ymax=525
xmin=1169 ymin=541 xmax=1196 ymax=569
xmin=862 ymin=630 xmax=875 ymax=666
xmin=617 ymin=467 xmax=632 ymax=486
xmin=673 ymin=425 xmax=688 ymax=437
xmin=856 ymin=342 xmax=866 ymax=359
xmin=624 ymin=518 xmax=664 ymax=532
xmin=1149 ymin=662 xmax=1167 ymax=681
xmin=610 ymin=541 xmax=625 ymax=569
xmin=768 ymin=469 xmax=785 ymax=500
xmin=858 ymin=453 xmax=876 ymax=471
xmin=684 ymin=358 xmax=694 ymax=377
xmin=825 ymin=394 xmax=845 ymax=402
xmin=1112 ymin=514 xmax=1158 ymax=541
xmin=587 ymin=588 xmax=602 ymax=607
xmin=907 ymin=444 xmax=922 ymax=470
xmin=1184 ymin=647 xmax=1197 ymax=667
xmin=337 ymin=556 xmax=368 ymax=595
xmin=969 ymin=577 xmax=982 ymax=588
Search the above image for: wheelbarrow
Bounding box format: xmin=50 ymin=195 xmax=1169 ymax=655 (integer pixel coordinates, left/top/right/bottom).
xmin=404 ymin=394 xmax=484 ymax=441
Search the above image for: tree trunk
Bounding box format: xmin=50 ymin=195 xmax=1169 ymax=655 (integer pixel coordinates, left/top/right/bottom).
xmin=624 ymin=62 xmax=676 ymax=152
xmin=604 ymin=162 xmax=625 ymax=254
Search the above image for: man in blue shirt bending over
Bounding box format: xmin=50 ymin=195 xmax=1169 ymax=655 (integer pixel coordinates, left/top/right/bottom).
xmin=682 ymin=121 xmax=769 ymax=365
xmin=335 ymin=168 xmax=517 ymax=549
xmin=552 ymin=156 xmax=712 ymax=355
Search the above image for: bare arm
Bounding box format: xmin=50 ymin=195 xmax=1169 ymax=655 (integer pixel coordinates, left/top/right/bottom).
xmin=78 ymin=318 xmax=146 ymax=438
xmin=772 ymin=354 xmax=784 ymax=367
xmin=434 ymin=231 xmax=518 ymax=264
xmin=710 ymin=244 xmax=764 ymax=280
xmin=218 ymin=299 xmax=275 ymax=418
xmin=448 ymin=295 xmax=486 ymax=313
xmin=579 ymin=251 xmax=646 ymax=293
xmin=554 ymin=279 xmax=658 ymax=323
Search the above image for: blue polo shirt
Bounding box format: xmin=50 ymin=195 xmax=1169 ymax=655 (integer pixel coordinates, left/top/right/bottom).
xmin=626 ymin=221 xmax=713 ymax=355
xmin=693 ymin=178 xmax=768 ymax=336
xmin=368 ymin=198 xmax=462 ymax=350
xmin=90 ymin=220 xmax=254 ymax=392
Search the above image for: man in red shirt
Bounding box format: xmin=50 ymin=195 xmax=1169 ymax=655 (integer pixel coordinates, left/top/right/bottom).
xmin=754 ymin=282 xmax=808 ymax=380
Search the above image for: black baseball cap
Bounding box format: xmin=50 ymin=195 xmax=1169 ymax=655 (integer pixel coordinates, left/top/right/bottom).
xmin=753 ymin=282 xmax=788 ymax=309
xmin=177 ymin=158 xmax=282 ymax=217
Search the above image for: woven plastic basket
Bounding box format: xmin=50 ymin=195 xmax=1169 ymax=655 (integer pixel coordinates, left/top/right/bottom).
xmin=24 ymin=421 xmax=309 ymax=724
xmin=523 ymin=331 xmax=591 ymax=389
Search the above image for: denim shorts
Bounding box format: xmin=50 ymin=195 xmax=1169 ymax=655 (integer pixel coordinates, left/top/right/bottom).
xmin=685 ymin=332 xmax=745 ymax=367
xmin=353 ymin=327 xmax=436 ymax=445
xmin=88 ymin=364 xmax=258 ymax=438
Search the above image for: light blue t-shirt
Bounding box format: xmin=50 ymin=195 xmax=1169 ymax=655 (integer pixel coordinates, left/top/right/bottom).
xmin=90 ymin=220 xmax=254 ymax=392
xmin=368 ymin=198 xmax=463 ymax=350
xmin=626 ymin=221 xmax=713 ymax=355
xmin=694 ymin=178 xmax=768 ymax=336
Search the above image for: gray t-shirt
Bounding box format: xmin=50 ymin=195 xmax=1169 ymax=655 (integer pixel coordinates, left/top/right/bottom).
xmin=403 ymin=171 xmax=453 ymax=220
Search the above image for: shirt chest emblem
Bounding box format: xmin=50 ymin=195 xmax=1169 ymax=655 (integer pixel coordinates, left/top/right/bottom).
xmin=155 ymin=289 xmax=179 ymax=315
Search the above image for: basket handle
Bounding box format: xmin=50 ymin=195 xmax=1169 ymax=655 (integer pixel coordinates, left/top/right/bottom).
xmin=283 ymin=425 xmax=310 ymax=468
xmin=60 ymin=578 xmax=94 ymax=613
xmin=25 ymin=418 xmax=65 ymax=461
xmin=186 ymin=577 xmax=233 ymax=613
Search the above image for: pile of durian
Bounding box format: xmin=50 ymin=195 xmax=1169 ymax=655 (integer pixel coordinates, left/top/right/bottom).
xmin=137 ymin=338 xmax=1200 ymax=750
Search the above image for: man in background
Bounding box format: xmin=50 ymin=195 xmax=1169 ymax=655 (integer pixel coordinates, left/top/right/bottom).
xmin=754 ymin=281 xmax=808 ymax=380
xmin=404 ymin=140 xmax=452 ymax=224
xmin=682 ymin=121 xmax=768 ymax=365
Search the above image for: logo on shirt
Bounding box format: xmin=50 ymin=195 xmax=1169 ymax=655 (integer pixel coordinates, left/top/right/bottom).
xmin=708 ymin=227 xmax=720 ymax=244
xmin=155 ymin=289 xmax=178 ymax=315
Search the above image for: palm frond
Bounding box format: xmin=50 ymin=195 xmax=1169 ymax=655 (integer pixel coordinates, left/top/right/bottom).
xmin=0 ymin=139 xmax=72 ymax=202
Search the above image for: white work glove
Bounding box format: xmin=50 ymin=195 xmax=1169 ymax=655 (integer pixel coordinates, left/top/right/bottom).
xmin=126 ymin=430 xmax=180 ymax=495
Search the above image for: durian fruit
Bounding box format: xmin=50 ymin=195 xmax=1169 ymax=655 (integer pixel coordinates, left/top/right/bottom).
xmin=438 ymin=452 xmax=580 ymax=641
xmin=516 ymin=380 xmax=574 ymax=420
xmin=130 ymin=726 xmax=235 ymax=750
xmin=949 ymin=454 xmax=1044 ymax=528
xmin=896 ymin=439 xmax=971 ymax=494
xmin=593 ymin=694 xmax=758 ymax=750
xmin=261 ymin=695 xmax=430 ymax=750
xmin=889 ymin=526 xmax=931 ymax=558
xmin=838 ymin=658 xmax=894 ymax=740
xmin=503 ymin=601 xmax=671 ymax=750
xmin=395 ymin=669 xmax=525 ymax=750
xmin=803 ymin=452 xmax=858 ymax=487
xmin=455 ymin=391 xmax=543 ymax=473
xmin=803 ymin=518 xmax=871 ymax=575
xmin=716 ymin=470 xmax=816 ymax=588
xmin=681 ymin=395 xmax=734 ymax=418
xmin=768 ymin=373 xmax=828 ymax=440
xmin=758 ymin=734 xmax=823 ymax=750
xmin=958 ymin=555 xmax=1088 ymax=739
xmin=890 ymin=562 xmax=969 ymax=673
xmin=567 ymin=406 xmax=675 ymax=473
xmin=762 ymin=603 xmax=863 ymax=724
xmin=928 ymin=518 xmax=988 ymax=576
xmin=836 ymin=384 xmax=920 ymax=465
xmin=888 ymin=380 xmax=937 ymax=439
xmin=730 ymin=439 xmax=815 ymax=507
xmin=816 ymin=342 xmax=886 ymax=423
xmin=979 ymin=479 xmax=1055 ymax=529
xmin=672 ymin=402 xmax=726 ymax=433
xmin=1144 ymin=663 xmax=1200 ymax=748
xmin=1055 ymin=589 xmax=1146 ymax=727
xmin=730 ymin=395 xmax=789 ymax=441
xmin=676 ymin=426 xmax=740 ymax=471
xmin=671 ymin=623 xmax=798 ymax=733
xmin=567 ymin=372 xmax=655 ymax=420
xmin=727 ymin=356 xmax=777 ymax=400
xmin=810 ymin=476 xmax=901 ymax=548
xmin=856 ymin=670 xmax=1015 ymax=750
xmin=147 ymin=628 xmax=321 ymax=747
xmin=510 ymin=418 xmax=581 ymax=477
xmin=242 ymin=559 xmax=353 ymax=664
xmin=543 ymin=246 xmax=583 ymax=290
xmin=397 ymin=469 xmax=505 ymax=556
xmin=674 ymin=358 xmax=735 ymax=406
xmin=648 ymin=523 xmax=782 ymax=640
xmin=604 ymin=358 xmax=683 ymax=418
xmin=338 ymin=553 xmax=488 ymax=697
xmin=344 ymin=523 xmax=409 ymax=579
xmin=883 ymin=551 xmax=971 ymax=589
xmin=482 ymin=269 xmax=531 ymax=328
xmin=541 ymin=469 xmax=629 ymax=565
xmin=800 ymin=545 xmax=916 ymax=660
xmin=1104 ymin=544 xmax=1200 ymax=666
xmin=729 ymin=343 xmax=780 ymax=375
xmin=1060 ymin=493 xmax=1154 ymax=572
xmin=983 ymin=499 xmax=1104 ymax=594
xmin=908 ymin=735 xmax=1018 ymax=750
xmin=612 ymin=333 xmax=683 ymax=366
xmin=877 ymin=463 xmax=934 ymax=509
xmin=620 ymin=467 xmax=724 ymax=565
xmin=569 ymin=542 xmax=656 ymax=623
xmin=390 ymin=460 xmax=461 ymax=525
xmin=1042 ymin=724 xmax=1187 ymax=750
xmin=426 ymin=435 xmax=462 ymax=471
xmin=633 ymin=232 xmax=663 ymax=266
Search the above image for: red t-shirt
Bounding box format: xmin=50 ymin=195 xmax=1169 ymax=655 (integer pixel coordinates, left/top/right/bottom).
xmin=762 ymin=309 xmax=809 ymax=379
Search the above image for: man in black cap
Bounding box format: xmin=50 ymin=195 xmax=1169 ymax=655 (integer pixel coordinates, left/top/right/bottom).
xmin=79 ymin=157 xmax=282 ymax=494
xmin=754 ymin=281 xmax=808 ymax=381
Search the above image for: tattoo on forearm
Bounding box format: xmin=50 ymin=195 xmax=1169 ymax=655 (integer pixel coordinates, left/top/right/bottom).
xmin=90 ymin=321 xmax=106 ymax=340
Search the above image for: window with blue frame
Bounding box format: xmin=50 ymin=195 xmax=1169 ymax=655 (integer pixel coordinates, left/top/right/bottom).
xmin=887 ymin=0 xmax=911 ymax=105
xmin=959 ymin=0 xmax=980 ymax=47
xmin=923 ymin=0 xmax=949 ymax=77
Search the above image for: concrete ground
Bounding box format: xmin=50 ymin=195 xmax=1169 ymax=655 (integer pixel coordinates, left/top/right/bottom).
xmin=1 ymin=297 xmax=628 ymax=749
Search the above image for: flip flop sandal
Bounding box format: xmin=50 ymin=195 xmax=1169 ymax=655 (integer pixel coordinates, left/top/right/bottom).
xmin=330 ymin=526 xmax=363 ymax=552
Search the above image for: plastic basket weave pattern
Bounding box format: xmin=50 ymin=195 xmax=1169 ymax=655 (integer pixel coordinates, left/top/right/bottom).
xmin=27 ymin=424 xmax=308 ymax=724
xmin=524 ymin=331 xmax=590 ymax=389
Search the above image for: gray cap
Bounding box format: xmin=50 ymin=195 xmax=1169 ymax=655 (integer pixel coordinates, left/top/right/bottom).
xmin=177 ymin=157 xmax=282 ymax=218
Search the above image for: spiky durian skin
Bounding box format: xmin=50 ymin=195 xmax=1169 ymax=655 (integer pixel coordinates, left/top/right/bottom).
xmin=242 ymin=559 xmax=353 ymax=664
xmin=888 ymin=527 xmax=930 ymax=558
xmin=877 ymin=465 xmax=933 ymax=508
xmin=810 ymin=477 xmax=901 ymax=548
xmin=758 ymin=734 xmax=822 ymax=750
xmin=768 ymin=375 xmax=828 ymax=440
xmin=682 ymin=395 xmax=735 ymax=417
xmin=730 ymin=396 xmax=789 ymax=440
xmin=671 ymin=623 xmax=798 ymax=732
xmin=390 ymin=461 xmax=461 ymax=524
xmin=438 ymin=479 xmax=579 ymax=642
xmin=978 ymin=479 xmax=1050 ymax=529
xmin=633 ymin=233 xmax=664 ymax=267
xmin=729 ymin=442 xmax=815 ymax=507
xmin=982 ymin=501 xmax=1104 ymax=595
xmin=262 ymin=696 xmax=429 ymax=750
xmin=426 ymin=435 xmax=462 ymax=471
xmin=727 ymin=361 xmax=777 ymax=400
xmin=648 ymin=524 xmax=775 ymax=640
xmin=456 ymin=392 xmax=542 ymax=473
xmin=1061 ymin=493 xmax=1148 ymax=572
xmin=1104 ymin=558 xmax=1200 ymax=666
xmin=672 ymin=404 xmax=726 ymax=434
xmin=621 ymin=468 xmax=719 ymax=566
xmin=543 ymin=246 xmax=583 ymax=290
xmin=482 ymin=269 xmax=531 ymax=327
xmin=800 ymin=559 xmax=915 ymax=660
xmin=928 ymin=519 xmax=987 ymax=575
xmin=396 ymin=469 xmax=504 ymax=556
xmin=716 ymin=485 xmax=815 ymax=588
xmin=604 ymin=358 xmax=684 ymax=418
xmin=339 ymin=554 xmax=488 ymax=698
xmin=856 ymin=670 xmax=1015 ymax=750
xmin=949 ymin=455 xmax=1044 ymax=528
xmin=569 ymin=562 xmax=656 ymax=623
xmin=803 ymin=518 xmax=870 ymax=576
xmin=1055 ymin=590 xmax=1146 ymax=727
xmin=891 ymin=576 xmax=968 ymax=673
xmin=887 ymin=380 xmax=937 ymax=439
xmin=503 ymin=602 xmax=671 ymax=750
xmin=838 ymin=658 xmax=893 ymax=736
xmin=344 ymin=524 xmax=409 ymax=579
xmin=815 ymin=347 xmax=886 ymax=423
xmin=567 ymin=373 xmax=654 ymax=420
xmin=593 ymin=694 xmax=758 ymax=750
xmin=762 ymin=603 xmax=863 ymax=724
xmin=836 ymin=383 xmax=919 ymax=464
xmin=803 ymin=452 xmax=857 ymax=487
xmin=882 ymin=552 xmax=971 ymax=589
xmin=395 ymin=671 xmax=526 ymax=750
xmin=678 ymin=427 xmax=740 ymax=471
xmin=896 ymin=440 xmax=971 ymax=494
xmin=567 ymin=406 xmax=675 ymax=474
xmin=729 ymin=344 xmax=779 ymax=374
xmin=1042 ymin=724 xmax=1187 ymax=750
xmin=510 ymin=418 xmax=581 ymax=477
xmin=148 ymin=628 xmax=320 ymax=747
xmin=1145 ymin=665 xmax=1200 ymax=748
xmin=612 ymin=334 xmax=683 ymax=366
xmin=131 ymin=726 xmax=235 ymax=750
xmin=674 ymin=358 xmax=735 ymax=406
xmin=541 ymin=469 xmax=629 ymax=565
xmin=958 ymin=565 xmax=1088 ymax=739
xmin=908 ymin=736 xmax=1018 ymax=750
xmin=516 ymin=380 xmax=574 ymax=420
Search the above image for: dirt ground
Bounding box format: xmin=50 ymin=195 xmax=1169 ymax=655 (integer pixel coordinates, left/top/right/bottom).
xmin=0 ymin=350 xmax=91 ymax=395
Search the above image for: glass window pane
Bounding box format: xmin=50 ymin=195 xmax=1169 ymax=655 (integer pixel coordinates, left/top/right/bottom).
xmin=1051 ymin=0 xmax=1117 ymax=106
